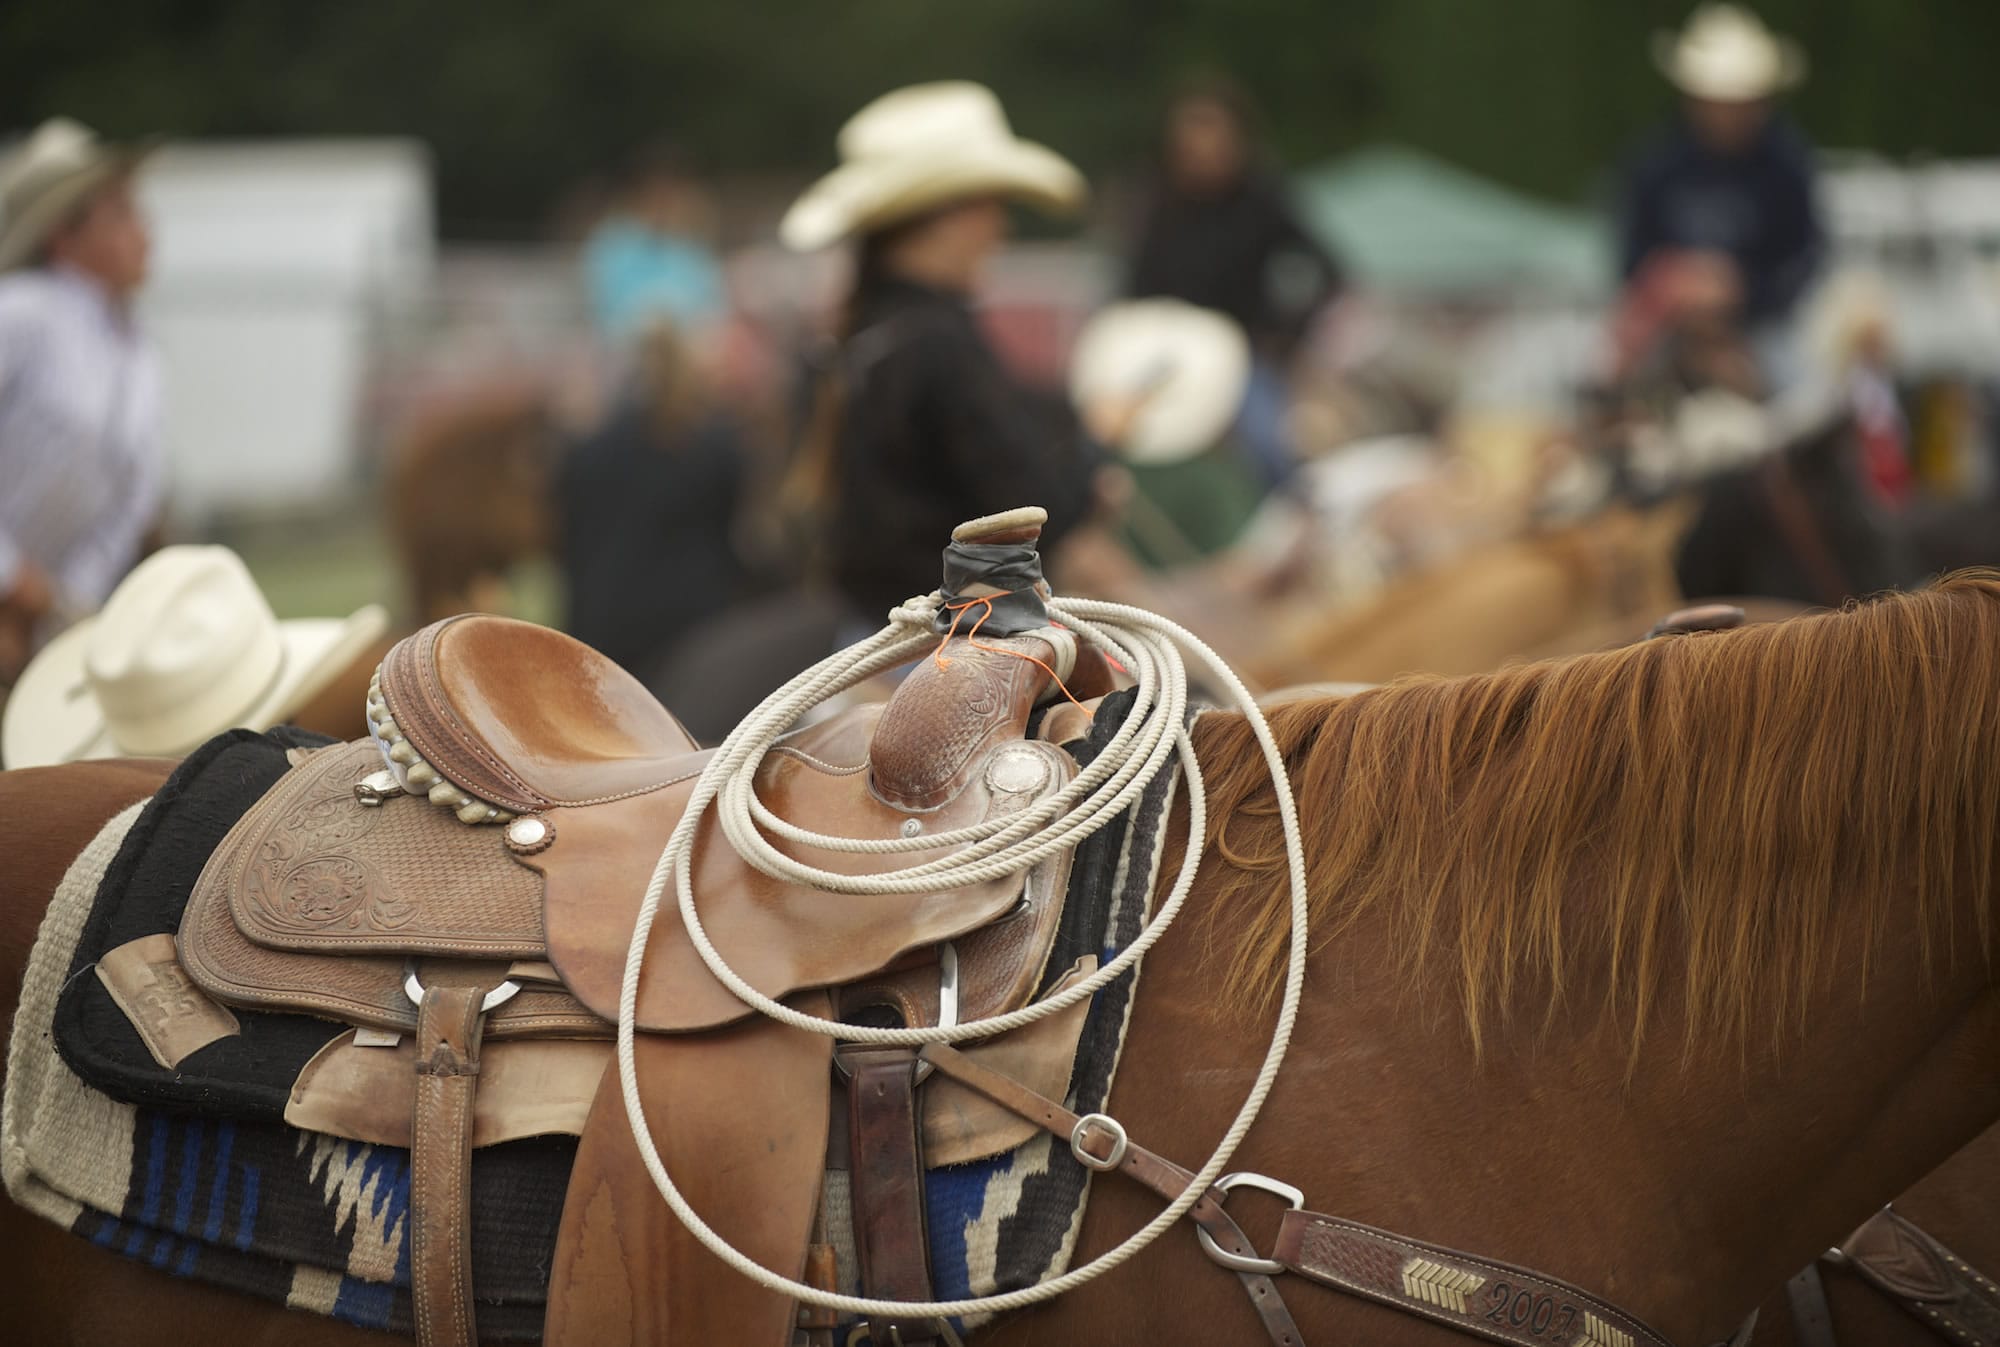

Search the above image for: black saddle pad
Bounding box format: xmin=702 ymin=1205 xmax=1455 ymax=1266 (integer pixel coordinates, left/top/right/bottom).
xmin=54 ymin=728 xmax=356 ymax=1117
xmin=48 ymin=728 xmax=571 ymax=1339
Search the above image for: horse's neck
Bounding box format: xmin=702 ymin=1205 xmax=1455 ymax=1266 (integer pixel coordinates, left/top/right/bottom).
xmin=1620 ymin=919 xmax=2000 ymax=1342
xmin=1282 ymin=893 xmax=2000 ymax=1347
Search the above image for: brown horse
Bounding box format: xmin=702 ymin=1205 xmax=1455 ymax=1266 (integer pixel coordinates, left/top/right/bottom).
xmin=1251 ymin=502 xmax=1694 ymax=686
xmin=12 ymin=576 xmax=2000 ymax=1344
xmin=385 ymin=384 xmax=558 ymax=624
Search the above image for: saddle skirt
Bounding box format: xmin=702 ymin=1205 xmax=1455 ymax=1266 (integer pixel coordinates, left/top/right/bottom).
xmin=179 ymin=706 xmax=1076 ymax=1033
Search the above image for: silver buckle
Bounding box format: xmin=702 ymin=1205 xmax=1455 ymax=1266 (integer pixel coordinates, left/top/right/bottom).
xmin=1195 ymin=1171 xmax=1303 ymax=1276
xmin=403 ymin=962 xmax=520 ymax=1014
xmin=1069 ymin=1112 xmax=1129 ymax=1171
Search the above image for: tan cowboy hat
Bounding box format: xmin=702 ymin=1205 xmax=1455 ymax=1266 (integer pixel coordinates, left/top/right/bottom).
xmin=780 ymin=82 xmax=1085 ymax=252
xmin=1653 ymin=4 xmax=1806 ymax=102
xmin=0 ymin=117 xmax=156 ymax=272
xmin=1069 ymin=300 xmax=1251 ymax=464
xmin=1 ymin=545 xmax=389 ymax=768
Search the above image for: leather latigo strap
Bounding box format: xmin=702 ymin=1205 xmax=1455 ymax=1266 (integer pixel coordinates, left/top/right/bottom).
xmin=918 ymin=1043 xmax=1304 ymax=1347
xmin=1271 ymin=1211 xmax=1673 ymax=1347
xmin=845 ymin=1047 xmax=941 ymax=1346
xmin=1838 ymin=1206 xmax=2000 ymax=1347
xmin=410 ymin=983 xmax=488 ymax=1347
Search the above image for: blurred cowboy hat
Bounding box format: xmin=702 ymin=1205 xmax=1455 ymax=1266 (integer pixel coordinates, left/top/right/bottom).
xmin=2 ymin=546 xmax=388 ymax=768
xmin=1070 ymin=300 xmax=1251 ymax=464
xmin=0 ymin=117 xmax=158 ymax=272
xmin=780 ymin=82 xmax=1085 ymax=251
xmin=1653 ymin=5 xmax=1806 ymax=102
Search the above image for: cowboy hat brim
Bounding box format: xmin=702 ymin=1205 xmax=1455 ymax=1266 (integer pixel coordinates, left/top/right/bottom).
xmin=1 ymin=600 xmax=389 ymax=768
xmin=779 ymin=137 xmax=1085 ymax=252
xmin=0 ymin=137 xmax=160 ymax=273
xmin=1652 ymin=29 xmax=1807 ymax=101
xmin=1070 ymin=300 xmax=1252 ymax=464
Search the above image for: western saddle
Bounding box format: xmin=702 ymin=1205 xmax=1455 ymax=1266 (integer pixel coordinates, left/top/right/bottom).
xmin=178 ymin=508 xmax=1122 ymax=1346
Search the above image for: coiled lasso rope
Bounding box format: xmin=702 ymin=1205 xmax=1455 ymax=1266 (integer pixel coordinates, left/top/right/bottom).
xmin=616 ymin=591 xmax=1310 ymax=1319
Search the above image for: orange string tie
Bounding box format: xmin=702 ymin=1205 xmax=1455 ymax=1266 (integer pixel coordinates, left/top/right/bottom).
xmin=931 ymin=591 xmax=1090 ymax=712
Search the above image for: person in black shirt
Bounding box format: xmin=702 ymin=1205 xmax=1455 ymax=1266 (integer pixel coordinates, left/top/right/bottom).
xmin=1127 ymin=80 xmax=1342 ymax=483
xmin=1128 ymin=81 xmax=1342 ymax=365
xmin=778 ymin=82 xmax=1125 ymax=623
xmin=1615 ymin=5 xmax=1824 ymax=384
xmin=558 ymin=321 xmax=751 ymax=675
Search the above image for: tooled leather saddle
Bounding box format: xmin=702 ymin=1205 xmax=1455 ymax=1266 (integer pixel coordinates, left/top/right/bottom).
xmin=175 ymin=508 xmax=1122 ymax=1347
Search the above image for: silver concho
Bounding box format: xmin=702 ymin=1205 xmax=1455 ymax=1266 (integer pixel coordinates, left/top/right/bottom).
xmin=504 ymin=815 xmax=555 ymax=855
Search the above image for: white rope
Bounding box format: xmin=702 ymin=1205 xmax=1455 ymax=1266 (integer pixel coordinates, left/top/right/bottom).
xmin=614 ymin=594 xmax=1312 ymax=1319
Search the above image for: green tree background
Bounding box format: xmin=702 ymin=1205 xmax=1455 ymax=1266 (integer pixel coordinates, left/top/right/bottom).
xmin=3 ymin=0 xmax=1989 ymax=237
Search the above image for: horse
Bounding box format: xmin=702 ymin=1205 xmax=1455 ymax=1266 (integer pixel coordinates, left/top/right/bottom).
xmin=1673 ymin=412 xmax=1920 ymax=609
xmin=12 ymin=574 xmax=2000 ymax=1344
xmin=1249 ymin=501 xmax=1693 ymax=686
xmin=384 ymin=383 xmax=560 ymax=624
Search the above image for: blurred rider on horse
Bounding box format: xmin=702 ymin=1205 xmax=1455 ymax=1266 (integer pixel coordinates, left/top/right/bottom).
xmin=1612 ymin=5 xmax=1825 ymax=394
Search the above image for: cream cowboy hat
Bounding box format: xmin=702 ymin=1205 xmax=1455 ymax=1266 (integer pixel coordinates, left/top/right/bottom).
xmin=1653 ymin=5 xmax=1806 ymax=102
xmin=2 ymin=546 xmax=389 ymax=768
xmin=0 ymin=117 xmax=156 ymax=272
xmin=1069 ymin=300 xmax=1251 ymax=464
xmin=780 ymin=81 xmax=1085 ymax=252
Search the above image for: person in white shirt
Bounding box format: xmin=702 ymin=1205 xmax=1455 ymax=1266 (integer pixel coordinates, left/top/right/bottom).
xmin=0 ymin=118 xmax=165 ymax=685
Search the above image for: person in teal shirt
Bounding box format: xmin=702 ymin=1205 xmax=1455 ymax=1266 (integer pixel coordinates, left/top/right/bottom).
xmin=582 ymin=144 xmax=726 ymax=342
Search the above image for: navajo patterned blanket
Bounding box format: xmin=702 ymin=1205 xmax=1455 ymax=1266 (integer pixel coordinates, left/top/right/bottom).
xmin=4 ymin=695 xmax=1176 ymax=1340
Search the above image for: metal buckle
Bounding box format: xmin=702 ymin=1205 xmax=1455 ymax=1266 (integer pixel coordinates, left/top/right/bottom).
xmin=402 ymin=962 xmax=520 ymax=1013
xmin=1195 ymin=1172 xmax=1303 ymax=1276
xmin=1069 ymin=1112 xmax=1129 ymax=1171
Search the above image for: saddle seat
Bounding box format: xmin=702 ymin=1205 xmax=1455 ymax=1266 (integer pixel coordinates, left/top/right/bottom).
xmin=372 ymin=613 xmax=702 ymax=818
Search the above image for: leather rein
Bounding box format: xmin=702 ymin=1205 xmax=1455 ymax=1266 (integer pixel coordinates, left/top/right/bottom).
xmin=1786 ymin=1207 xmax=2000 ymax=1347
xmin=917 ymin=1041 xmax=1757 ymax=1347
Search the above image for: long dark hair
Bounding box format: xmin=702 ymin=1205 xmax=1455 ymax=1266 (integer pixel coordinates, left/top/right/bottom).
xmin=779 ymin=213 xmax=934 ymax=521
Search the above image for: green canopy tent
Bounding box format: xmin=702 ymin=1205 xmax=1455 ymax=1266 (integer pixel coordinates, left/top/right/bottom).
xmin=1293 ymin=144 xmax=1612 ymax=299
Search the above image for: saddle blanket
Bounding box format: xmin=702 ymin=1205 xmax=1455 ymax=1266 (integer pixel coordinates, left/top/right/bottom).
xmin=6 ymin=694 xmax=1177 ymax=1340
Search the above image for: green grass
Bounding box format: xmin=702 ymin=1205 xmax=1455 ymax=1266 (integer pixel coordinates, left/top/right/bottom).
xmin=210 ymin=504 xmax=561 ymax=629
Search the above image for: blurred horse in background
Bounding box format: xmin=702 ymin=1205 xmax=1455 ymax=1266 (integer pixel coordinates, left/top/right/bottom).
xmin=1251 ymin=500 xmax=1694 ymax=686
xmin=384 ymin=382 xmax=561 ymax=623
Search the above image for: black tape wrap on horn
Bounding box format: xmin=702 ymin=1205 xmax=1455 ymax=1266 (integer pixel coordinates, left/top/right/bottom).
xmin=933 ymin=538 xmax=1051 ymax=636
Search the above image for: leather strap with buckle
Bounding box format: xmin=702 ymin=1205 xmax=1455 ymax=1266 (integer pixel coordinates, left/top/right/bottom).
xmin=915 ymin=1040 xmax=1707 ymax=1347
xmin=1835 ymin=1206 xmax=2000 ymax=1347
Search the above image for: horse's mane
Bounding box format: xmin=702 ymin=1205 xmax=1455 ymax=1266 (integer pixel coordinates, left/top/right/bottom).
xmin=1195 ymin=570 xmax=2000 ymax=1057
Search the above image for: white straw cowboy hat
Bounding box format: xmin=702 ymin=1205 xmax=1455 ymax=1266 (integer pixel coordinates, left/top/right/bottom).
xmin=1653 ymin=5 xmax=1806 ymax=102
xmin=0 ymin=116 xmax=156 ymax=272
xmin=2 ymin=546 xmax=389 ymax=768
xmin=780 ymin=81 xmax=1086 ymax=251
xmin=1069 ymin=299 xmax=1251 ymax=464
